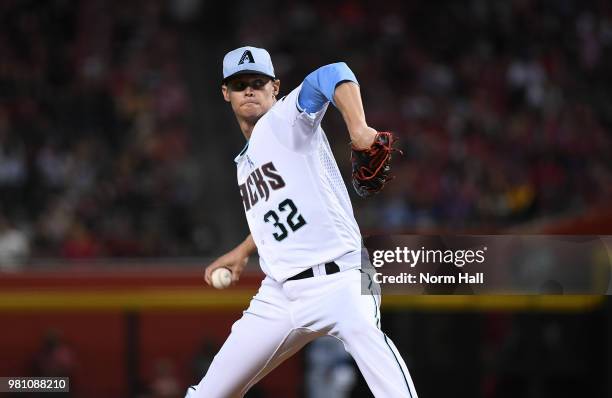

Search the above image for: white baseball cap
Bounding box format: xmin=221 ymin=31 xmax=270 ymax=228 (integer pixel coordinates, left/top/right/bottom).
xmin=222 ymin=46 xmax=276 ymax=82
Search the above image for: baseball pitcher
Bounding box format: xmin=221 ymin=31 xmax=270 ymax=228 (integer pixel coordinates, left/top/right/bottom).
xmin=187 ymin=46 xmax=417 ymax=398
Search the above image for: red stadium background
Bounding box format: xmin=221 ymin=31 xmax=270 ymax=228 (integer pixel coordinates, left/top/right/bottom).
xmin=1 ymin=0 xmax=612 ymax=397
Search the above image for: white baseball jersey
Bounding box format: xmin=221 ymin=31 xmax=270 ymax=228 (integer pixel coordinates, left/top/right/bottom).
xmin=234 ymin=84 xmax=362 ymax=282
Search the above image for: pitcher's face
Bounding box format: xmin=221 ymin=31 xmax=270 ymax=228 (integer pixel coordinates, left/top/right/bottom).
xmin=222 ymin=74 xmax=280 ymax=122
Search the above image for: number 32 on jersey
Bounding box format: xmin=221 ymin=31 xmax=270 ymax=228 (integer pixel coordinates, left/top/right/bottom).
xmin=263 ymin=198 xmax=306 ymax=241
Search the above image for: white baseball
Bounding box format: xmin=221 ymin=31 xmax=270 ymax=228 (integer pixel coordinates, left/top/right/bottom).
xmin=211 ymin=267 xmax=232 ymax=289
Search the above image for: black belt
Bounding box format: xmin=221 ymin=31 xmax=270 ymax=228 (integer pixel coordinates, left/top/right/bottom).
xmin=287 ymin=261 xmax=340 ymax=281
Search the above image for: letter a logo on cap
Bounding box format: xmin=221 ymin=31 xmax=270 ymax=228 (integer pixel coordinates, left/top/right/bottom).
xmin=238 ymin=50 xmax=255 ymax=65
xmin=223 ymin=46 xmax=275 ymax=80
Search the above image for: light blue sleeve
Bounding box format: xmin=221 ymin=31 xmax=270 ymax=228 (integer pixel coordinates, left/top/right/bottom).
xmin=297 ymin=62 xmax=358 ymax=114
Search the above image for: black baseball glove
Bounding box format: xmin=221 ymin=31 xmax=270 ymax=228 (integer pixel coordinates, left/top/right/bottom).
xmin=351 ymin=131 xmax=401 ymax=198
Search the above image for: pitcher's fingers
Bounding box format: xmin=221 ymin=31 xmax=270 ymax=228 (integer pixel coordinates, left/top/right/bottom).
xmin=204 ymin=264 xmax=216 ymax=285
xmin=203 ymin=268 xmax=211 ymax=285
xmin=231 ymin=268 xmax=241 ymax=283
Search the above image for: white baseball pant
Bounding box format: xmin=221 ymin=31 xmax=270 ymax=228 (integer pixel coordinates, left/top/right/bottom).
xmin=190 ymin=267 xmax=418 ymax=398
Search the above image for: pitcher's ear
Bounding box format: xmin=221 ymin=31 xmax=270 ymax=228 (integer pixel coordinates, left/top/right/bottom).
xmin=221 ymin=85 xmax=231 ymax=102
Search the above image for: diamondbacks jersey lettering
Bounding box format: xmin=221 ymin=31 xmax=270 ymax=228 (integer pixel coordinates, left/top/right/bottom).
xmin=238 ymin=162 xmax=286 ymax=211
xmin=234 ymin=85 xmax=362 ymax=282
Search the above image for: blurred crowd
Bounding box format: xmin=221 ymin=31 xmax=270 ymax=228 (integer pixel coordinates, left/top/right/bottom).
xmin=265 ymin=0 xmax=612 ymax=231
xmin=0 ymin=0 xmax=200 ymax=264
xmin=1 ymin=0 xmax=611 ymax=264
